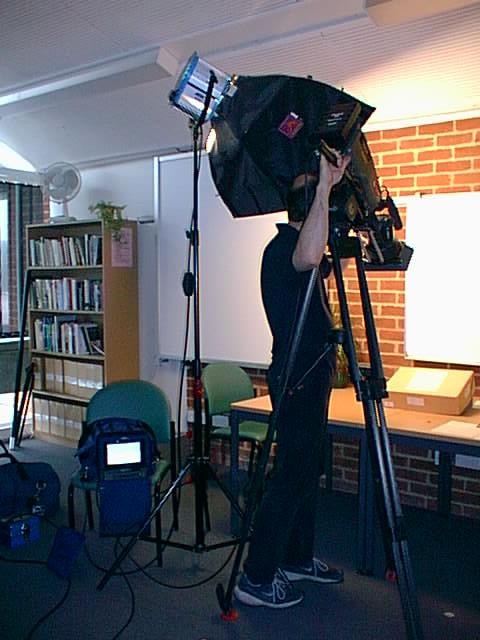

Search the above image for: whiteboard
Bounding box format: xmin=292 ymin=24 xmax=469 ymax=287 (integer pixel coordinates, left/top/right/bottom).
xmin=405 ymin=192 xmax=480 ymax=366
xmin=157 ymin=153 xmax=287 ymax=367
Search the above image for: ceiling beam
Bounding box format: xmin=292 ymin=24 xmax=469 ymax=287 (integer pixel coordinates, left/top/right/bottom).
xmin=0 ymin=48 xmax=177 ymax=112
xmin=162 ymin=0 xmax=367 ymax=64
xmin=0 ymin=167 xmax=43 ymax=185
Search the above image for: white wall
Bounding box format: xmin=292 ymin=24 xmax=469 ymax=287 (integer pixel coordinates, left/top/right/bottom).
xmin=67 ymin=158 xmax=159 ymax=378
xmin=405 ymin=192 xmax=480 ymax=366
xmin=158 ymin=153 xmax=285 ymax=367
xmin=70 ymin=158 xmax=155 ymax=222
xmin=67 ymin=156 xmax=186 ymax=427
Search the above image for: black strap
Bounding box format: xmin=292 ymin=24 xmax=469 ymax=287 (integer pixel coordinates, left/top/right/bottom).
xmin=0 ymin=439 xmax=28 ymax=480
xmin=0 ymin=438 xmax=17 ymax=462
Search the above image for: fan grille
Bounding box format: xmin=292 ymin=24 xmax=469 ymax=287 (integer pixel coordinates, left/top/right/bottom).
xmin=44 ymin=162 xmax=81 ymax=203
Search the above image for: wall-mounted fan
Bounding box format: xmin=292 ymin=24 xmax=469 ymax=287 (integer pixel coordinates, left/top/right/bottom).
xmin=43 ymin=162 xmax=81 ymax=222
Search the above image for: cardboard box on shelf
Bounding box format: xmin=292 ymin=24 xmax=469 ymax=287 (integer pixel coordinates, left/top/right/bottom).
xmin=385 ymin=367 xmax=475 ymax=415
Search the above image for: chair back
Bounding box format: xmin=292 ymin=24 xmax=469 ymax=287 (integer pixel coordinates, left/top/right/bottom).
xmin=86 ymin=380 xmax=172 ymax=444
xmin=202 ymin=363 xmax=255 ymax=416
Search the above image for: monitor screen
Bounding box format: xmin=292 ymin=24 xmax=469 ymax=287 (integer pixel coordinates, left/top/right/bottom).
xmin=106 ymin=441 xmax=142 ymax=466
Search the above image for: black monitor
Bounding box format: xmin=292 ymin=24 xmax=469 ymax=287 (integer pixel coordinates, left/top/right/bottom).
xmin=98 ymin=432 xmax=151 ymax=480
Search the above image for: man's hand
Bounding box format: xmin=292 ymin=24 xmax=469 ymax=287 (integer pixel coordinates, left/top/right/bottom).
xmin=292 ymin=148 xmax=350 ymax=272
xmin=318 ymin=146 xmax=351 ymax=192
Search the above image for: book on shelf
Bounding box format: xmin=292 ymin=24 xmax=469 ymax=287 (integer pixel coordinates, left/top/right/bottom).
xmin=33 ymin=315 xmax=103 ymax=355
xmin=80 ymin=323 xmax=104 ymax=356
xmin=31 ymin=278 xmax=103 ymax=312
xmin=29 ymin=233 xmax=102 ymax=267
xmin=53 ymin=314 xmax=76 ymax=352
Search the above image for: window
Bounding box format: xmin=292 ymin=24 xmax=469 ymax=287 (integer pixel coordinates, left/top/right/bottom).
xmin=0 ymin=182 xmax=45 ymax=336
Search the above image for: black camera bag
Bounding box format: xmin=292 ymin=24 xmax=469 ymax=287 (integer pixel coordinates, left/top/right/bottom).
xmin=75 ymin=417 xmax=156 ymax=482
xmin=0 ymin=440 xmax=60 ymax=519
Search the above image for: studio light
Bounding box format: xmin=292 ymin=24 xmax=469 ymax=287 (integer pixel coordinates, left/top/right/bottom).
xmin=170 ymin=53 xmax=411 ymax=270
xmin=169 ymin=52 xmax=236 ymax=124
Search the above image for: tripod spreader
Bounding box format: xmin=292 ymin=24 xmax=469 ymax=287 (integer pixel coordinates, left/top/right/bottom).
xmin=357 ymin=371 xmax=388 ymax=402
xmin=328 ymin=327 xmax=345 ymax=346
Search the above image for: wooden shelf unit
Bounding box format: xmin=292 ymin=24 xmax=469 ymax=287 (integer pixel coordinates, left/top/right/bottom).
xmin=27 ymin=219 xmax=139 ymax=446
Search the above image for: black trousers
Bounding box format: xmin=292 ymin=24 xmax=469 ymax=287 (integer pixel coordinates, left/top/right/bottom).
xmin=244 ymin=354 xmax=336 ymax=584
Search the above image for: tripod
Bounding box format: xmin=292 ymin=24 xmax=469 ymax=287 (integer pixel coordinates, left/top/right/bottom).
xmin=97 ymin=78 xmax=243 ymax=591
xmin=10 ymin=269 xmax=35 ymax=449
xmin=216 ymin=230 xmax=424 ymax=639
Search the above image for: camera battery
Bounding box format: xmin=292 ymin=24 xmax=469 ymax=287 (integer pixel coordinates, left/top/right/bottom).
xmin=0 ymin=515 xmax=41 ymax=548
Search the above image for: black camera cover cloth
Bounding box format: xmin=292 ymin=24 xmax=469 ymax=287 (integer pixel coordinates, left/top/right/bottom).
xmin=209 ymin=74 xmax=375 ymax=218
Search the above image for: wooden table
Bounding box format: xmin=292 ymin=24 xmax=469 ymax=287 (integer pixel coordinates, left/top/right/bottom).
xmin=230 ymin=386 xmax=480 ymax=573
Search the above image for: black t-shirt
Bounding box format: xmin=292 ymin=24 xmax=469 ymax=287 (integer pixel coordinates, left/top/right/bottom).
xmin=261 ymin=223 xmax=333 ymax=373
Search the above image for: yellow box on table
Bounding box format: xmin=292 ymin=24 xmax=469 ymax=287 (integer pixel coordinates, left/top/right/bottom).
xmin=385 ymin=367 xmax=475 ymax=415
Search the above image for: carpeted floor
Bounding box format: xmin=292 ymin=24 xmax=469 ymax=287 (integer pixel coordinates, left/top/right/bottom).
xmin=0 ymin=436 xmax=479 ymax=640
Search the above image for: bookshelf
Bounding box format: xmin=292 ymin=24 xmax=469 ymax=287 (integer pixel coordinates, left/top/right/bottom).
xmin=27 ymin=219 xmax=139 ymax=446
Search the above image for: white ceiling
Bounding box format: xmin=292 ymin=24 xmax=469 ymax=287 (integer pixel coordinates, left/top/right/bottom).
xmin=1 ymin=0 xmax=479 ymax=171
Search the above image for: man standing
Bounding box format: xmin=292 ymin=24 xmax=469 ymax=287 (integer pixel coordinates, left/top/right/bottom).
xmin=234 ymin=148 xmax=350 ymax=608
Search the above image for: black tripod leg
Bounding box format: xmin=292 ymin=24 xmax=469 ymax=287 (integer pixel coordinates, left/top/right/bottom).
xmin=356 ymin=432 xmax=375 ymax=574
xmin=375 ymin=399 xmax=424 ymax=638
xmin=97 ymin=463 xmax=192 ymax=591
xmin=168 ymin=420 xmax=180 ymax=530
xmin=16 ymin=365 xmax=34 ymax=445
xmin=216 ymin=413 xmax=277 ymax=615
xmin=361 ymin=399 xmax=396 ymax=575
xmin=331 ymin=239 xmax=424 ymax=640
xmin=10 ymin=270 xmax=32 ymax=449
xmin=360 ymin=357 xmax=423 ymax=636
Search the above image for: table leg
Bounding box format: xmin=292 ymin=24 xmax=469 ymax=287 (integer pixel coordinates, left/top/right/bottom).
xmin=438 ymin=451 xmax=452 ymax=516
xmin=230 ymin=411 xmax=240 ymax=535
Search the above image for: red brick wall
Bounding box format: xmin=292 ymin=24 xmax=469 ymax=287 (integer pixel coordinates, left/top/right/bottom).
xmin=360 ymin=118 xmax=480 ymax=387
xmin=330 ymin=117 xmax=480 ymax=518
xmin=191 ymin=117 xmax=480 ymax=519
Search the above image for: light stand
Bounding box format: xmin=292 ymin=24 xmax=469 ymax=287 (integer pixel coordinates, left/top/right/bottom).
xmin=96 ymin=62 xmax=242 ymax=592
xmin=179 ymin=94 xmax=241 ymax=551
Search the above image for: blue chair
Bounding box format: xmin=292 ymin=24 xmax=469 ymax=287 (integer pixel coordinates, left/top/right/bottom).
xmin=67 ymin=380 xmax=176 ymax=563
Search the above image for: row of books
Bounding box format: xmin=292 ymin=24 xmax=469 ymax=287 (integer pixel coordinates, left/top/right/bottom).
xmin=32 ymin=316 xmax=104 ymax=355
xmin=33 ymin=356 xmax=104 ymax=400
xmin=29 ymin=233 xmax=102 ymax=267
xmin=33 ymin=397 xmax=87 ymax=442
xmin=30 ymin=277 xmax=102 ymax=312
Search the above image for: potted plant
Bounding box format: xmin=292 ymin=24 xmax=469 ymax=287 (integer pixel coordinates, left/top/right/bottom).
xmin=89 ymin=201 xmax=126 ymax=240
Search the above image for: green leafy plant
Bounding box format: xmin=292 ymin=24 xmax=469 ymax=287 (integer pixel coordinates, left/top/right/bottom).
xmin=89 ymin=201 xmax=126 ymax=240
